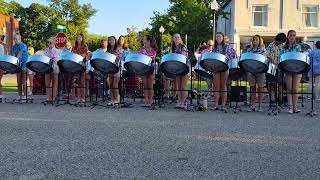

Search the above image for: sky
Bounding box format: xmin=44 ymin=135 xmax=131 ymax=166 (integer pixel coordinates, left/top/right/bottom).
xmin=7 ymin=0 xmax=170 ymax=37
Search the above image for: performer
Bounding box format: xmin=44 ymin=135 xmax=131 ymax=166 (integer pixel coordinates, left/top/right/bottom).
xmin=44 ymin=37 xmax=60 ymax=102
xmin=116 ymin=35 xmax=130 ymax=69
xmin=72 ymin=34 xmax=89 ymax=103
xmin=308 ymin=41 xmax=320 ymax=100
xmin=211 ymin=32 xmax=237 ymax=111
xmin=171 ymin=33 xmax=188 ymax=109
xmin=266 ymin=33 xmax=287 ymax=106
xmin=139 ymin=35 xmax=157 ymax=107
xmin=107 ymin=36 xmax=120 ymax=106
xmin=12 ymin=33 xmax=29 ymax=100
xmin=280 ymin=30 xmax=304 ymax=114
xmin=244 ymin=34 xmax=266 ymax=112
xmin=97 ymin=38 xmax=108 ymax=52
xmin=199 ymin=40 xmax=213 ymax=96
xmin=27 ymin=47 xmax=35 ymax=95
xmin=59 ymin=40 xmax=73 ymax=97
xmin=0 ymin=35 xmax=5 ymax=102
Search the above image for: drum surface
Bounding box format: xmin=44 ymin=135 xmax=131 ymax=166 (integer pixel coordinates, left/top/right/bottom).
xmin=58 ymin=52 xmax=84 ymax=73
xmin=124 ymin=53 xmax=153 ymax=76
xmin=0 ymin=55 xmax=21 ymax=74
xmin=27 ymin=54 xmax=53 ymax=73
xmin=160 ymin=53 xmax=189 ymax=77
xmin=199 ymin=52 xmax=228 ymax=73
xmin=279 ymin=52 xmax=310 ymax=74
xmin=90 ymin=51 xmax=118 ymax=74
xmin=239 ymin=52 xmax=268 ymax=74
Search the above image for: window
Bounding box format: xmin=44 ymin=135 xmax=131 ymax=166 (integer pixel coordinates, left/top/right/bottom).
xmin=252 ymin=5 xmax=268 ymax=27
xmin=302 ymin=6 xmax=318 ymax=27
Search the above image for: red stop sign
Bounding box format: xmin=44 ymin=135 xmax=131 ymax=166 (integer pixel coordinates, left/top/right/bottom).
xmin=55 ymin=32 xmax=67 ymax=48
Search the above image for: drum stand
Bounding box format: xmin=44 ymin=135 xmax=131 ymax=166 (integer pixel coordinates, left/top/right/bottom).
xmin=229 ymin=73 xmax=243 ymax=114
xmin=12 ymin=70 xmax=33 ymax=104
xmin=89 ymin=72 xmax=110 ymax=109
xmin=267 ymin=74 xmax=281 ymax=116
xmin=118 ymin=62 xmax=132 ymax=108
xmin=150 ymin=63 xmax=166 ymax=110
xmin=55 ymin=72 xmax=76 ymax=107
xmin=307 ymin=57 xmax=317 ymax=117
xmin=186 ymin=64 xmax=195 ymax=112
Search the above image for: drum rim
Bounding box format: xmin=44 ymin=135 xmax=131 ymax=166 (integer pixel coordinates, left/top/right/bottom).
xmin=26 ymin=61 xmax=53 ymax=73
xmin=58 ymin=60 xmax=85 ymax=73
xmin=0 ymin=61 xmax=21 ymax=73
xmin=238 ymin=59 xmax=268 ymax=74
xmin=278 ymin=60 xmax=310 ymax=74
xmin=199 ymin=59 xmax=229 ymax=73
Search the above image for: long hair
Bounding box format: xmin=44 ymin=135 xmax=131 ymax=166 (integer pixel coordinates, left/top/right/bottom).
xmin=214 ymin=32 xmax=225 ymax=49
xmin=251 ymin=34 xmax=265 ymax=49
xmin=171 ymin=33 xmax=183 ymax=53
xmin=143 ymin=34 xmax=158 ymax=51
xmin=107 ymin=36 xmax=117 ymax=53
xmin=75 ymin=34 xmax=86 ymax=47
xmin=117 ymin=35 xmax=129 ymax=49
xmin=284 ymin=30 xmax=296 ymax=49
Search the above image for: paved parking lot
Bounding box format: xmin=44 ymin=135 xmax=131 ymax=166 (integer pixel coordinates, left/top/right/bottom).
xmin=0 ymin=98 xmax=319 ymax=179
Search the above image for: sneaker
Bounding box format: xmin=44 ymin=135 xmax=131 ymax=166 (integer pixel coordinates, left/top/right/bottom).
xmin=212 ymin=106 xmax=219 ymax=110
xmin=247 ymin=106 xmax=256 ymax=112
xmin=294 ymin=109 xmax=301 ymax=113
xmin=257 ymin=107 xmax=263 ymax=112
xmin=28 ymin=91 xmax=33 ymax=96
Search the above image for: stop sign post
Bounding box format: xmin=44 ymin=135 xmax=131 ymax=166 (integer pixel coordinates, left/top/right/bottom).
xmin=55 ymin=32 xmax=67 ymax=49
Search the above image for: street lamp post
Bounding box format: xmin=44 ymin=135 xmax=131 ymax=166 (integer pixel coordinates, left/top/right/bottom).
xmin=159 ymin=26 xmax=165 ymax=56
xmin=210 ymin=0 xmax=219 ymax=40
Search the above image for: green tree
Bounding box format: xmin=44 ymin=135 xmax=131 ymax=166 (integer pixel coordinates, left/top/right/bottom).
xmin=126 ymin=27 xmax=140 ymax=51
xmin=48 ymin=0 xmax=97 ymax=41
xmin=18 ymin=3 xmax=63 ymax=51
xmin=149 ymin=0 xmax=228 ymax=56
xmin=86 ymin=34 xmax=107 ymax=52
xmin=0 ymin=0 xmax=23 ymax=15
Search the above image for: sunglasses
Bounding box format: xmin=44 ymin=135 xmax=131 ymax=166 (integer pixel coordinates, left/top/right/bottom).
xmin=208 ymin=44 xmax=213 ymax=46
xmin=48 ymin=41 xmax=53 ymax=44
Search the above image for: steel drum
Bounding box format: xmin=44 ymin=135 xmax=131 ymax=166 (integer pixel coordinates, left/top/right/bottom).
xmin=239 ymin=52 xmax=268 ymax=74
xmin=194 ymin=62 xmax=211 ymax=79
xmin=0 ymin=55 xmax=21 ymax=74
xmin=267 ymin=63 xmax=277 ymax=76
xmin=160 ymin=53 xmax=189 ymax=77
xmin=58 ymin=51 xmax=84 ymax=73
xmin=124 ymin=52 xmax=153 ymax=76
xmin=279 ymin=52 xmax=310 ymax=74
xmin=90 ymin=50 xmax=118 ymax=74
xmin=200 ymin=52 xmax=228 ymax=73
xmin=26 ymin=54 xmax=53 ymax=73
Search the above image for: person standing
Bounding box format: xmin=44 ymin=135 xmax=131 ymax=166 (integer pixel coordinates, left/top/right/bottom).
xmin=12 ymin=33 xmax=29 ymax=100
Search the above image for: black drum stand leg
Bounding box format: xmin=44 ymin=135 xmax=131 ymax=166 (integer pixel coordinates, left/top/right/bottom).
xmin=307 ymin=57 xmax=317 ymax=117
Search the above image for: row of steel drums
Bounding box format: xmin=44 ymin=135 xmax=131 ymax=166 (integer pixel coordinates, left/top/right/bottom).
xmin=0 ymin=51 xmax=310 ymax=80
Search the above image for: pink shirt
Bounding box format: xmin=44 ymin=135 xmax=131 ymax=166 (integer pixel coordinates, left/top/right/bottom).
xmin=139 ymin=47 xmax=157 ymax=61
xmin=44 ymin=47 xmax=59 ymax=62
xmin=201 ymin=48 xmax=213 ymax=54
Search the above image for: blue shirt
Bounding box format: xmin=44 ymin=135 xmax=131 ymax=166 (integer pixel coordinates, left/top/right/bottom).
xmin=309 ymin=49 xmax=320 ymax=75
xmin=12 ymin=43 xmax=28 ymax=68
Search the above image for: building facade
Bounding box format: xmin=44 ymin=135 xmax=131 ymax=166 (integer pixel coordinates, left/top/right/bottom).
xmin=217 ymin=0 xmax=320 ymax=53
xmin=0 ymin=14 xmax=20 ymax=54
